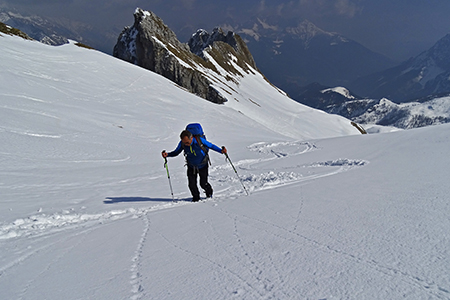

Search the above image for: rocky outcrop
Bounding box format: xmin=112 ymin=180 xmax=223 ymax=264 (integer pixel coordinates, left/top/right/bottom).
xmin=188 ymin=27 xmax=257 ymax=70
xmin=0 ymin=21 xmax=33 ymax=40
xmin=113 ymin=8 xmax=260 ymax=104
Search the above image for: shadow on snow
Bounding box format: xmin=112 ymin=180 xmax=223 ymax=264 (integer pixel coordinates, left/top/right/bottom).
xmin=103 ymin=196 xmax=178 ymax=204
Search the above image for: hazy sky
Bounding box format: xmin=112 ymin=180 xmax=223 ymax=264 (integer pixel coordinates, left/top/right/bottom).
xmin=2 ymin=0 xmax=450 ymax=61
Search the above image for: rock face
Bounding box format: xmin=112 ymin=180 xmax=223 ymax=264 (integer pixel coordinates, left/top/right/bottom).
xmin=188 ymin=28 xmax=257 ymax=70
xmin=0 ymin=21 xmax=33 ymax=40
xmin=113 ymin=8 xmax=259 ymax=104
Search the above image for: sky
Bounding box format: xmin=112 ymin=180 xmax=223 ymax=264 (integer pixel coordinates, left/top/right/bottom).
xmin=2 ymin=0 xmax=450 ymax=61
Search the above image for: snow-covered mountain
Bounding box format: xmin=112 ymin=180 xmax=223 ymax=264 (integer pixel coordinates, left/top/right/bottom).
xmin=113 ymin=8 xmax=258 ymax=105
xmin=223 ymin=18 xmax=395 ymax=99
xmin=351 ymin=34 xmax=450 ymax=102
xmin=112 ymin=8 xmax=357 ymax=139
xmin=295 ymin=82 xmax=450 ymax=130
xmin=295 ymin=82 xmax=361 ymax=110
xmin=327 ymin=96 xmax=450 ymax=130
xmin=0 ymin=9 xmax=74 ymax=46
xmin=2 ymin=25 xmax=450 ymax=300
xmin=0 ymin=8 xmax=118 ymax=53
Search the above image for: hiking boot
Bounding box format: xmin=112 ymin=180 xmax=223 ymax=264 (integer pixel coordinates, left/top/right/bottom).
xmin=206 ymin=188 xmax=213 ymax=199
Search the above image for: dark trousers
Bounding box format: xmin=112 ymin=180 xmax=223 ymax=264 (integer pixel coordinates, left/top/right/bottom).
xmin=187 ymin=165 xmax=213 ymax=200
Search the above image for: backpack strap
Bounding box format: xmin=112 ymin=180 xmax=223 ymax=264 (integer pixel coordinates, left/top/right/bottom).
xmin=194 ymin=135 xmax=211 ymax=166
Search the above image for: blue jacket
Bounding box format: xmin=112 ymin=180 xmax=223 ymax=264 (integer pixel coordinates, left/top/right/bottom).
xmin=167 ymin=137 xmax=222 ymax=168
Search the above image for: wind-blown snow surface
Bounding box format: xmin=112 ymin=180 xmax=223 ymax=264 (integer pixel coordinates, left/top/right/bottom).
xmin=1 ymin=35 xmax=450 ymax=299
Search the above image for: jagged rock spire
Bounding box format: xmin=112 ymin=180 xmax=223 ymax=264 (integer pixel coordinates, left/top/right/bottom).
xmin=113 ymin=8 xmax=260 ymax=104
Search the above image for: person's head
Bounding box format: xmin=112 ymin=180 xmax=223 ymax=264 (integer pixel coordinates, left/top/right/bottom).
xmin=180 ymin=130 xmax=193 ymax=146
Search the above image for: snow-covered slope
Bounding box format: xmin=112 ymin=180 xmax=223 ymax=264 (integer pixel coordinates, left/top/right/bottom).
xmin=1 ymin=35 xmax=450 ymax=300
xmin=321 ymin=86 xmax=355 ymax=100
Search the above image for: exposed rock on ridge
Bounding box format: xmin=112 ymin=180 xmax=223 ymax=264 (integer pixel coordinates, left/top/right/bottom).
xmin=188 ymin=27 xmax=257 ymax=70
xmin=0 ymin=21 xmax=33 ymax=40
xmin=113 ymin=8 xmax=260 ymax=104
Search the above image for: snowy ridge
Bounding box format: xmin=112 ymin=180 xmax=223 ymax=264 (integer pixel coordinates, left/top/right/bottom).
xmin=337 ymin=97 xmax=450 ymax=129
xmin=197 ymin=49 xmax=356 ymax=139
xmin=0 ymin=139 xmax=367 ymax=241
xmin=321 ymin=86 xmax=355 ymax=99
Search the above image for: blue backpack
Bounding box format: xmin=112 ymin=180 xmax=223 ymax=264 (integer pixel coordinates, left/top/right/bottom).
xmin=186 ymin=123 xmax=205 ymax=138
xmin=186 ymin=123 xmax=210 ymax=165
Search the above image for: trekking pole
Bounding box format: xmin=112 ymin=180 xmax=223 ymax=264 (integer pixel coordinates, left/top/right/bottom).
xmin=163 ymin=157 xmax=175 ymax=202
xmin=223 ymin=148 xmax=249 ymax=196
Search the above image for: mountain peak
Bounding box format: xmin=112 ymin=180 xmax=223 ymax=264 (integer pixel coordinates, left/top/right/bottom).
xmin=189 ymin=27 xmax=235 ymax=57
xmin=352 ymin=33 xmax=450 ymax=102
xmin=188 ymin=27 xmax=257 ymax=69
xmin=114 ymin=8 xmax=261 ymax=104
xmin=416 ymin=33 xmax=450 ymax=70
xmin=286 ymin=20 xmax=331 ymax=38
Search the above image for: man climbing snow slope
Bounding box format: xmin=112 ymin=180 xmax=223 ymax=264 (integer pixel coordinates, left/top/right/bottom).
xmin=162 ymin=124 xmax=227 ymax=202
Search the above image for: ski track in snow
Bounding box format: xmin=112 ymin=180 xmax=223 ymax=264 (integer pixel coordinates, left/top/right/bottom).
xmin=213 ymin=141 xmax=368 ymax=196
xmin=0 ymin=140 xmax=376 ymax=298
xmin=1 ymin=139 xmax=448 ymax=299
xmin=0 ymin=140 xmax=367 ymax=242
xmin=0 ymin=224 xmax=100 ymax=297
xmin=0 ymin=140 xmax=374 ymax=299
xmin=130 ymin=212 xmax=150 ymax=300
xmin=15 ymin=227 xmax=96 ymax=299
xmin=229 ymin=213 xmax=292 ymax=299
xmin=219 ymin=209 xmax=450 ymax=299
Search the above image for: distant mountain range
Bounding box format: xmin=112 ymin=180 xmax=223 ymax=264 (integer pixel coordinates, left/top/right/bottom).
xmin=332 ymin=97 xmax=450 ymax=130
xmin=223 ymin=18 xmax=397 ymax=99
xmin=0 ymin=10 xmax=70 ymax=45
xmin=296 ymin=84 xmax=450 ymax=130
xmin=349 ymin=34 xmax=450 ymax=103
xmin=0 ymin=9 xmax=118 ymax=53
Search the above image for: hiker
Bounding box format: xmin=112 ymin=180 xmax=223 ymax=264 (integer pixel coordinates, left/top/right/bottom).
xmin=162 ymin=126 xmax=227 ymax=202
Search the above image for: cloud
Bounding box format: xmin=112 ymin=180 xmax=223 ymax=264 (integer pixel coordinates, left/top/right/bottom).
xmin=296 ymin=0 xmax=362 ymax=18
xmin=334 ymin=0 xmax=361 ymax=17
xmin=179 ymin=0 xmax=196 ymax=10
xmin=258 ymin=0 xmax=266 ymax=12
